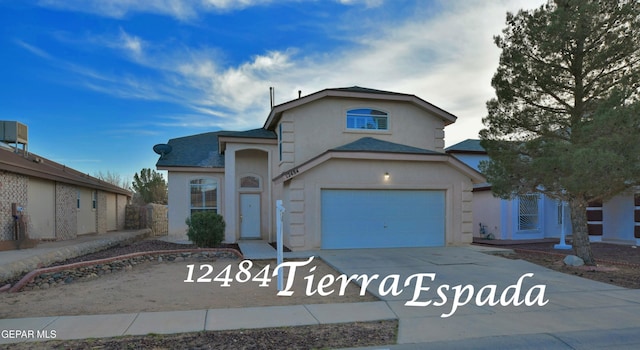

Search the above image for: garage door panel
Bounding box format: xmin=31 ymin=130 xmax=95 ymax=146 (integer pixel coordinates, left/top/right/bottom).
xmin=321 ymin=189 xmax=445 ymax=249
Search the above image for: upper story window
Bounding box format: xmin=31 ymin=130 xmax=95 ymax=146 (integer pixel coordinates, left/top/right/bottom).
xmin=190 ymin=178 xmax=218 ymax=214
xmin=346 ymin=108 xmax=388 ymax=130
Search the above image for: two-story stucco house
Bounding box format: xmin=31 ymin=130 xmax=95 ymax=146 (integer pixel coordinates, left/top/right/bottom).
xmin=155 ymin=87 xmax=485 ymax=251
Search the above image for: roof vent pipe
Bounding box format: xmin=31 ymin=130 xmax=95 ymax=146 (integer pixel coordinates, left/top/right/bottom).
xmin=298 ymin=90 xmax=302 ymax=98
xmin=269 ymin=87 xmax=274 ymax=109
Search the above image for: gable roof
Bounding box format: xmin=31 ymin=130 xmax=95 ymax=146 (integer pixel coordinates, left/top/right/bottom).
xmin=273 ymin=137 xmax=485 ymax=184
xmin=155 ymin=131 xmax=228 ymax=169
xmin=263 ymin=86 xmax=458 ymax=130
xmin=331 ymin=137 xmax=443 ymax=155
xmin=0 ymin=146 xmax=131 ymax=196
xmin=445 ymin=139 xmax=486 ymax=154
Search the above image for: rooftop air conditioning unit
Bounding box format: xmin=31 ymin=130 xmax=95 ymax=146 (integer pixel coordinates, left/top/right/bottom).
xmin=0 ymin=121 xmax=28 ymax=145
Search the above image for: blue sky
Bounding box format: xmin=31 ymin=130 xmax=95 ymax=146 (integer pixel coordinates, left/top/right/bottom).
xmin=0 ymin=0 xmax=542 ymax=186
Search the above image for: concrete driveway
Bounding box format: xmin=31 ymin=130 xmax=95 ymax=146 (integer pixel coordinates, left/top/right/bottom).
xmin=317 ymin=246 xmax=640 ymax=345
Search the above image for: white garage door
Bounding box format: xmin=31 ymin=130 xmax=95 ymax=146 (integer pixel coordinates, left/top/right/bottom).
xmin=321 ymin=189 xmax=445 ymax=249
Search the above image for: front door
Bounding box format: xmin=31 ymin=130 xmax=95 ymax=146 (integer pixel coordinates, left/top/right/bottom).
xmin=240 ymin=193 xmax=261 ymax=239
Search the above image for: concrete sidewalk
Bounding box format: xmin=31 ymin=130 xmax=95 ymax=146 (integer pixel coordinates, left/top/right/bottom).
xmin=0 ymin=301 xmax=395 ymax=345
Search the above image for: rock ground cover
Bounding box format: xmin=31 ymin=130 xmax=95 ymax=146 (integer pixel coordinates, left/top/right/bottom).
xmin=483 ymin=241 xmax=640 ymax=289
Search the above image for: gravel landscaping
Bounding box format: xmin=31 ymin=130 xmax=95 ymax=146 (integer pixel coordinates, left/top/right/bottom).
xmin=479 ymin=241 xmax=640 ymax=289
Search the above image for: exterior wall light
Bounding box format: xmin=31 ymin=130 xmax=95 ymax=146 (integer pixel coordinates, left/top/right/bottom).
xmin=384 ymin=172 xmax=390 ymax=181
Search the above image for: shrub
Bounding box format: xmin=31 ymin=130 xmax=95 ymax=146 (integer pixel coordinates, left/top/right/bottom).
xmin=185 ymin=211 xmax=226 ymax=248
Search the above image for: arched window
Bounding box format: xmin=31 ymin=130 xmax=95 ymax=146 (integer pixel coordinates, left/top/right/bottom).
xmin=240 ymin=175 xmax=260 ymax=189
xmin=346 ymin=108 xmax=388 ymax=130
xmin=190 ymin=178 xmax=218 ymax=214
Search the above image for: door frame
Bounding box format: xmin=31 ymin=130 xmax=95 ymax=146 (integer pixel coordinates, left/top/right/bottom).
xmin=240 ymin=193 xmax=261 ymax=239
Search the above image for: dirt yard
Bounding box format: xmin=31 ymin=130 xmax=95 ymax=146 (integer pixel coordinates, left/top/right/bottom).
xmin=480 ymin=241 xmax=640 ymax=289
xmin=0 ymin=257 xmax=378 ymax=319
xmin=1 ymin=240 xmax=392 ymax=350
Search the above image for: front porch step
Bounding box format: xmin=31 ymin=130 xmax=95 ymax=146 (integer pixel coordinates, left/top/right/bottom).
xmin=238 ymin=240 xmax=277 ymax=259
xmin=238 ymin=240 xmax=317 ymax=260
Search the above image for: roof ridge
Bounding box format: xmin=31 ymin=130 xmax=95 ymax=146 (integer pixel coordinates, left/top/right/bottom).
xmin=331 ymin=137 xmax=444 ymax=155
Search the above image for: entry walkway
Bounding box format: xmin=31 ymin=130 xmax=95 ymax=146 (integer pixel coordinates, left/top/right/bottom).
xmin=238 ymin=240 xmax=316 ymax=259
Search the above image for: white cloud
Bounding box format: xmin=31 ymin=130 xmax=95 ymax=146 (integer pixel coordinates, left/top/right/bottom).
xmin=35 ymin=0 xmax=545 ymax=144
xmin=38 ymin=0 xmax=390 ymax=21
xmin=337 ymin=0 xmax=384 ymax=7
xmin=14 ymin=39 xmax=54 ymax=60
xmin=118 ymin=29 xmax=144 ymax=58
xmin=38 ymin=0 xmax=199 ymax=20
xmin=37 ymin=0 xmax=276 ymax=20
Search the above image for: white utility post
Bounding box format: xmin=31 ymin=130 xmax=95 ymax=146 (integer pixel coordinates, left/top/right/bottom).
xmin=554 ymin=200 xmax=572 ymax=250
xmin=276 ymin=200 xmax=285 ymax=291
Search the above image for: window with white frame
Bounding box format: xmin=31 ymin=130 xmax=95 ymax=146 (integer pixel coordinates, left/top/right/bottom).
xmin=190 ymin=178 xmax=218 ymax=214
xmin=518 ymin=194 xmax=539 ymax=231
xmin=92 ymin=191 xmax=97 ymax=210
xmin=346 ymin=108 xmax=388 ymax=130
xmin=77 ymin=190 xmax=81 ymax=209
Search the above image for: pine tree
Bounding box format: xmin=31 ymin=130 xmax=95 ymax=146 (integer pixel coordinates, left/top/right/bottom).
xmin=132 ymin=168 xmax=168 ymax=204
xmin=480 ymin=0 xmax=640 ymax=265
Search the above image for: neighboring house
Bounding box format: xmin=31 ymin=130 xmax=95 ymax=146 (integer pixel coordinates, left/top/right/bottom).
xmin=447 ymin=139 xmax=640 ymax=245
xmin=0 ymin=121 xmax=131 ymax=244
xmin=156 ymin=86 xmax=485 ymax=251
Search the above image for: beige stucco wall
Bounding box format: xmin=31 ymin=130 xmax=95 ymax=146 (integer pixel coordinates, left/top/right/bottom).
xmin=167 ymin=171 xmax=225 ymax=236
xmin=277 ymin=97 xmax=446 ymax=173
xmin=77 ymin=187 xmax=96 ymax=235
xmin=106 ymin=193 xmax=117 ymax=231
xmin=281 ymin=157 xmax=474 ymax=251
xmin=472 ymin=190 xmax=502 ymax=239
xmin=235 ymin=149 xmax=270 ymax=240
xmin=26 ymin=178 xmax=55 ymax=239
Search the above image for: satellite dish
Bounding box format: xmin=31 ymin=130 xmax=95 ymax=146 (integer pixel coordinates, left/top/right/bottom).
xmin=153 ymin=144 xmax=172 ymax=157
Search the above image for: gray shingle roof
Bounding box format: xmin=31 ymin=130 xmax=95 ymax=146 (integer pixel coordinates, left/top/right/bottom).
xmin=156 ymin=131 xmax=228 ymax=168
xmin=223 ymin=128 xmax=277 ymax=139
xmin=445 ymin=139 xmax=485 ymax=153
xmin=331 ymin=137 xmax=443 ymax=155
